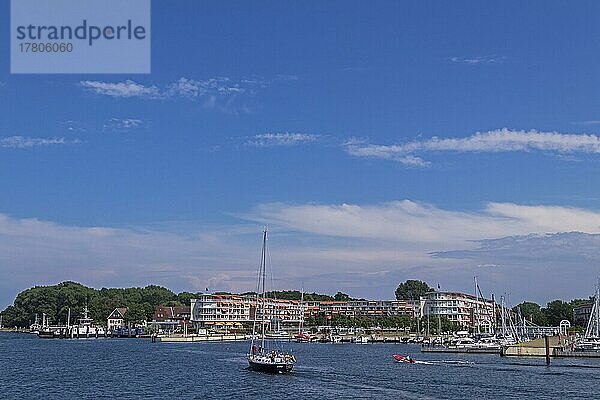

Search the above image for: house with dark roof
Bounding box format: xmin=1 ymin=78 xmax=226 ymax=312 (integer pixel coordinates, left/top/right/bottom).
xmin=151 ymin=305 xmax=191 ymax=332
xmin=107 ymin=307 xmax=128 ymax=332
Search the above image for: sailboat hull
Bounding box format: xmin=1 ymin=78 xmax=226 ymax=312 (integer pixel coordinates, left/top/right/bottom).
xmin=248 ymin=359 xmax=294 ymax=374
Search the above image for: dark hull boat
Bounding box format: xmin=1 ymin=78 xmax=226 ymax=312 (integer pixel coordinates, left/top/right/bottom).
xmin=247 ymin=229 xmax=297 ymax=374
xmin=248 ymin=357 xmax=294 ymax=374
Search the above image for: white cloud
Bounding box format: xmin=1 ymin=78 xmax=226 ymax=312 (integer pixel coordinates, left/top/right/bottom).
xmin=238 ymin=200 xmax=600 ymax=301
xmin=167 ymin=77 xmax=245 ymax=98
xmin=344 ymin=128 xmax=600 ymax=166
xmin=80 ymin=80 xmax=161 ymax=98
xmin=104 ymin=118 xmax=142 ymax=131
xmin=247 ymin=133 xmax=321 ymax=147
xmin=3 ymin=200 xmax=600 ymax=305
xmin=0 ymin=136 xmax=79 ymax=148
xmin=80 ymin=75 xmax=296 ymax=103
xmin=0 ymin=213 xmax=266 ymax=306
xmin=449 ymin=55 xmax=504 ymax=64
xmin=244 ymin=200 xmax=600 ymax=247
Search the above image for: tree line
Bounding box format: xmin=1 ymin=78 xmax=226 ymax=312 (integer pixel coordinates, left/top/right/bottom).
xmin=0 ymin=281 xmax=199 ymax=328
xmin=2 ymin=279 xmax=592 ymax=330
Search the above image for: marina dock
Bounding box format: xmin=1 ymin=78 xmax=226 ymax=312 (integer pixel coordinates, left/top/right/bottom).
xmin=159 ymin=334 xmax=246 ymax=342
xmin=501 ymin=336 xmax=568 ymax=358
xmin=421 ymin=346 xmax=500 ymax=354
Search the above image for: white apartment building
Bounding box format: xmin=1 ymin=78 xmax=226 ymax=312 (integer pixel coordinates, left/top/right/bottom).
xmin=309 ymin=300 xmax=416 ymax=318
xmin=191 ymin=295 xmax=417 ymax=329
xmin=190 ymin=294 xmax=304 ymax=329
xmin=420 ymin=291 xmax=495 ymax=331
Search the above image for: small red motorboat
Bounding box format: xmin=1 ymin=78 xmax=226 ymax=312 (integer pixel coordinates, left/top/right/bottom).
xmin=393 ymin=354 xmax=416 ymax=363
xmin=295 ymin=332 xmax=311 ymax=342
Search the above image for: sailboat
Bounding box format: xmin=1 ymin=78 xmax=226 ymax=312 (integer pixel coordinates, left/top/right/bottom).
xmin=247 ymin=229 xmax=297 ymax=374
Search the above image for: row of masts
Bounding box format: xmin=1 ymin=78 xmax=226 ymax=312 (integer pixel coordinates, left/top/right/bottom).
xmin=255 ymin=271 xmax=600 ymax=341
xmin=585 ymin=280 xmax=600 ymax=339
xmin=32 ymin=306 xmax=92 ymax=329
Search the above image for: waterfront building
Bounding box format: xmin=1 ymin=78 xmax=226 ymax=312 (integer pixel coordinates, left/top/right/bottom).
xmin=191 ymin=294 xmax=416 ymax=329
xmin=420 ymin=291 xmax=495 ymax=331
xmin=151 ymin=305 xmax=191 ymax=332
xmin=190 ymin=294 xmax=303 ymax=329
xmin=107 ymin=307 xmax=128 ymax=331
xmin=347 ymin=300 xmax=416 ymax=318
xmin=306 ymin=300 xmax=416 ymax=319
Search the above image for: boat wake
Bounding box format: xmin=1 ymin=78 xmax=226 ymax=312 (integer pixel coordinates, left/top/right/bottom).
xmin=433 ymin=360 xmax=475 ymax=365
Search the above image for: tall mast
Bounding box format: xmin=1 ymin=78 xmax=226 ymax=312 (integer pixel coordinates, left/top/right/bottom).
xmin=260 ymin=229 xmax=267 ymax=350
xmin=299 ymin=284 xmax=304 ymax=334
xmin=501 ymin=295 xmax=506 ymax=337
xmin=474 ymin=276 xmax=480 ymax=335
xmin=250 ymin=229 xmax=268 ymax=353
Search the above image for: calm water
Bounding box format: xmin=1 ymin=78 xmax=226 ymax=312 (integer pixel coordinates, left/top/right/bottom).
xmin=1 ymin=332 xmax=599 ymax=399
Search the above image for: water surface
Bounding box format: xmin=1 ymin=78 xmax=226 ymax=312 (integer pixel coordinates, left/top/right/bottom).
xmin=1 ymin=333 xmax=598 ymax=399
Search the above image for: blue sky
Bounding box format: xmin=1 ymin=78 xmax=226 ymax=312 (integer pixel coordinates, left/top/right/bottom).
xmin=2 ymin=1 xmax=600 ymax=307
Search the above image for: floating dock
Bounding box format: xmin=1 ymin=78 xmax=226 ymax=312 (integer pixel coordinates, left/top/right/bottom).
xmin=501 ymin=336 xmax=568 ymax=358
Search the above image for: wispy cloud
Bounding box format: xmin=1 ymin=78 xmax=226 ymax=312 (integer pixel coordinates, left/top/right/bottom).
xmin=0 ymin=136 xmax=79 ymax=149
xmin=63 ymin=120 xmax=86 ymax=133
xmin=344 ymin=128 xmax=600 ymax=166
xmin=449 ymin=54 xmax=505 ymax=64
xmin=80 ymin=76 xmax=298 ymax=114
xmin=243 ymin=200 xmax=600 ymax=248
xmin=166 ymin=77 xmax=247 ymax=99
xmin=80 ymin=80 xmax=161 ymax=98
xmin=235 ymin=200 xmax=600 ymax=301
xmin=80 ymin=75 xmax=298 ymax=112
xmin=246 ymin=133 xmax=321 ymax=147
xmin=103 ymin=118 xmax=142 ymax=132
xmin=431 ymin=232 xmax=600 ymax=262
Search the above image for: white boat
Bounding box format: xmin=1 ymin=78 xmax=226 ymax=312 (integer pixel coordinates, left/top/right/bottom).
xmin=353 ymin=335 xmax=370 ymax=344
xmin=29 ymin=314 xmax=41 ymax=334
xmin=265 ymin=330 xmax=290 ymax=339
xmin=448 ymin=337 xmax=476 ymax=348
xmin=70 ymin=306 xmax=106 ymax=338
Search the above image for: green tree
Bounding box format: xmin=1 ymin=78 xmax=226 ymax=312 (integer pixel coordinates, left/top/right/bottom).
xmin=543 ymin=300 xmax=573 ymax=326
xmin=125 ymin=303 xmax=148 ymax=324
xmin=334 ymin=292 xmax=351 ymax=301
xmin=513 ymin=301 xmax=546 ymax=325
xmin=395 ymin=280 xmax=433 ymax=300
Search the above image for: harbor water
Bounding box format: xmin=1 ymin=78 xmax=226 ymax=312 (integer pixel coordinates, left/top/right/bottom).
xmin=1 ymin=333 xmax=599 ymax=399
